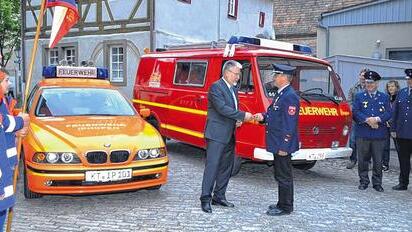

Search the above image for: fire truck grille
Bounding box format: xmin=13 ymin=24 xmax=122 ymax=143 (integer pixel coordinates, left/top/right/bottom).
xmin=110 ymin=150 xmax=130 ymax=163
xmin=300 ymin=127 xmax=337 ymax=135
xmin=86 ymin=152 xmax=107 ymax=164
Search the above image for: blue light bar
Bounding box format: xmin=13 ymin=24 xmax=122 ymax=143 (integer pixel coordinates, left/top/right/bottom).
xmin=42 ymin=66 xmax=109 ymax=80
xmin=228 ymin=36 xmax=312 ymax=54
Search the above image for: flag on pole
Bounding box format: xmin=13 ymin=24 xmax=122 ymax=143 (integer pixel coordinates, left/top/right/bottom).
xmin=47 ymin=0 xmax=79 ymax=48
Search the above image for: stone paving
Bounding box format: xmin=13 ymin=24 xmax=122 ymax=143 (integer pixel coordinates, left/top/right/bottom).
xmin=8 ymin=140 xmax=412 ymax=231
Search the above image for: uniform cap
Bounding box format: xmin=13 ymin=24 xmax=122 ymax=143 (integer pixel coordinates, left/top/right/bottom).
xmin=272 ymin=64 xmax=296 ymax=76
xmin=405 ymin=69 xmax=412 ymax=79
xmin=364 ymin=70 xmax=381 ymax=82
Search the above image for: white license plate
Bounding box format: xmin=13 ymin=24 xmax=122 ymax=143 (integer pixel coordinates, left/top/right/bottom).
xmin=306 ymin=153 xmax=326 ymax=160
xmin=85 ymin=169 xmax=132 ymax=182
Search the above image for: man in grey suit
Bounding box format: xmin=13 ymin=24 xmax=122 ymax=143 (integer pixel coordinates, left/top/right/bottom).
xmin=200 ymin=60 xmax=252 ymax=213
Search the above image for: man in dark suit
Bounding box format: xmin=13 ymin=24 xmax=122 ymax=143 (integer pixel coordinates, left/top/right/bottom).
xmin=200 ymin=60 xmax=252 ymax=213
xmin=254 ymin=64 xmax=300 ymax=216
xmin=391 ymin=68 xmax=412 ymax=191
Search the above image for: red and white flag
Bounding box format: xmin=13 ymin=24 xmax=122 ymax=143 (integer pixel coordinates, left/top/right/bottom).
xmin=47 ymin=0 xmax=79 ymax=48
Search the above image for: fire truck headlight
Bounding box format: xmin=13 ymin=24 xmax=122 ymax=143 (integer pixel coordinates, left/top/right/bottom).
xmin=342 ymin=125 xmax=349 ymax=136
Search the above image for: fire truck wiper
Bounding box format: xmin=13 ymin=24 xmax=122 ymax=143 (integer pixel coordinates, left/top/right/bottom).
xmin=296 ymin=91 xmax=312 ymax=105
xmin=303 ymin=93 xmax=339 ymax=106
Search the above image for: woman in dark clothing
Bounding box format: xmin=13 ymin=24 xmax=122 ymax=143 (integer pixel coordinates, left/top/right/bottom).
xmin=382 ymin=80 xmax=400 ymax=171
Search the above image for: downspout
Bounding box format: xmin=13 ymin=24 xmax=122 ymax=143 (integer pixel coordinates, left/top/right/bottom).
xmin=217 ymin=0 xmax=221 ymax=40
xmin=318 ymin=17 xmax=330 ymax=58
xmin=150 ymin=0 xmax=155 ymax=50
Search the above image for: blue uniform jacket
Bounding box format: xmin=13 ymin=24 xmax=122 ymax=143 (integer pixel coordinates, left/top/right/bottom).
xmin=0 ymin=114 xmax=16 ymax=211
xmin=352 ymin=90 xmax=392 ymax=139
xmin=0 ymin=97 xmax=24 ymax=168
xmin=391 ymin=87 xmax=412 ymax=139
xmin=262 ymin=85 xmax=300 ymax=155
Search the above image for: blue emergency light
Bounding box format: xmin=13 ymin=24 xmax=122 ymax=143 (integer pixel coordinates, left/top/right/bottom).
xmin=42 ymin=66 xmax=109 ymax=80
xmin=228 ymin=36 xmax=313 ymax=54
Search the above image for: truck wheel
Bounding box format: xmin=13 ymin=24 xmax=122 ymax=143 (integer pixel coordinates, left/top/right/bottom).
xmin=146 ymin=116 xmax=167 ymax=143
xmin=292 ymin=161 xmax=316 ymax=170
xmin=23 ymin=161 xmax=42 ymax=199
xmin=231 ymin=155 xmax=243 ymax=177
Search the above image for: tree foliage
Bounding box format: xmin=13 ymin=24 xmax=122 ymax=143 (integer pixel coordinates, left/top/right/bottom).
xmin=0 ymin=0 xmax=21 ymax=68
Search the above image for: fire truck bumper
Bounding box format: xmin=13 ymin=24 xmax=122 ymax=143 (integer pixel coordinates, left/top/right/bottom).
xmin=253 ymin=147 xmax=353 ymax=161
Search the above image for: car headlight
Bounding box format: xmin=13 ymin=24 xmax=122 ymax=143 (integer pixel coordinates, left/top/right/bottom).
xmin=33 ymin=152 xmax=80 ymax=164
xmin=342 ymin=125 xmax=349 ymax=136
xmin=135 ymin=148 xmax=167 ymax=160
xmin=46 ymin=153 xmax=59 ymax=163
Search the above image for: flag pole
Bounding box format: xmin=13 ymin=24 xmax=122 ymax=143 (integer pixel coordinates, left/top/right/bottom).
xmin=6 ymin=0 xmax=47 ymax=231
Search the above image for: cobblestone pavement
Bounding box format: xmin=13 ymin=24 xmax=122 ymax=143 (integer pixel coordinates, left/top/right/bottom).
xmin=9 ymin=140 xmax=412 ymax=232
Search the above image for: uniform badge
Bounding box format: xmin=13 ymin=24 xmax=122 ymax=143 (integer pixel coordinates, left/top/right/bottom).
xmin=288 ymin=106 xmax=296 ymax=115
xmin=362 ymin=101 xmax=368 ymax=108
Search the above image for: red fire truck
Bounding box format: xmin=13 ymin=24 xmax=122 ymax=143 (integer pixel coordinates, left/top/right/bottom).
xmin=133 ymin=36 xmax=352 ymax=175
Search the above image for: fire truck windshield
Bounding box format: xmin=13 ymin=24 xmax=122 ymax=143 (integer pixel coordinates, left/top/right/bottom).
xmin=258 ymin=57 xmax=343 ymax=101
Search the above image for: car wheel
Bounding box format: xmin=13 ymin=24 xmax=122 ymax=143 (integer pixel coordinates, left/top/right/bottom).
xmin=231 ymin=155 xmax=243 ymax=177
xmin=23 ymin=161 xmax=42 ymax=199
xmin=146 ymin=185 xmax=162 ymax=190
xmin=292 ymin=161 xmax=317 ymax=170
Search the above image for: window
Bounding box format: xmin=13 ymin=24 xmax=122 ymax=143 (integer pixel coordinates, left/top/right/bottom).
xmin=173 ymin=61 xmax=207 ymax=87
xmin=259 ymin=12 xmax=265 ymax=28
xmin=43 ymin=43 xmax=78 ymax=66
xmin=103 ymin=40 xmax=127 ymax=85
xmin=228 ymin=0 xmax=238 ymax=19
xmin=178 ymin=0 xmax=191 ymax=3
xmin=109 ymin=46 xmax=124 ymax=83
xmin=387 ymin=49 xmax=412 ymax=61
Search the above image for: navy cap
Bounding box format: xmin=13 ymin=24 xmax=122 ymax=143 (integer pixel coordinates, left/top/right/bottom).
xmin=405 ymin=69 xmax=412 ymax=79
xmin=364 ymin=70 xmax=381 ymax=82
xmin=272 ymin=64 xmax=296 ymax=76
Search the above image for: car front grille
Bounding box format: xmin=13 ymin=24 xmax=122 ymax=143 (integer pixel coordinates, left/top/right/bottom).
xmin=86 ymin=151 xmax=107 ymax=164
xmin=110 ymin=150 xmax=130 ymax=163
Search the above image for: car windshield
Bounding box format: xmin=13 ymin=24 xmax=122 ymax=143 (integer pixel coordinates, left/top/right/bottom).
xmin=257 ymin=57 xmax=343 ymax=101
xmin=35 ymin=88 xmax=135 ymax=117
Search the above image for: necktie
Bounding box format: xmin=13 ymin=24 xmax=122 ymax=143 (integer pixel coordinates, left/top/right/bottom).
xmin=230 ymin=87 xmax=237 ymax=110
xmin=371 ymin=93 xmax=375 ymax=98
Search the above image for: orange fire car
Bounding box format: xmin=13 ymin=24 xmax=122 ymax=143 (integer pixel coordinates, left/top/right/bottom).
xmin=22 ymin=66 xmax=168 ymax=198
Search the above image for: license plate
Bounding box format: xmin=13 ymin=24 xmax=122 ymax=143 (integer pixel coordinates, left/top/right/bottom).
xmin=85 ymin=169 xmax=132 ymax=182
xmin=306 ymin=153 xmax=326 ymax=160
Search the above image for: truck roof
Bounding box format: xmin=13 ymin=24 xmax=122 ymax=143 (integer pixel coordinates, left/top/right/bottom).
xmin=142 ymin=46 xmax=330 ymax=66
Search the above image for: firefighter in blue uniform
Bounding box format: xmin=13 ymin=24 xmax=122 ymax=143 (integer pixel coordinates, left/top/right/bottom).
xmin=391 ymin=68 xmax=412 ymax=191
xmin=0 ymin=114 xmax=17 ymax=231
xmin=254 ymin=64 xmax=300 ymax=216
xmin=353 ymin=70 xmax=392 ymax=192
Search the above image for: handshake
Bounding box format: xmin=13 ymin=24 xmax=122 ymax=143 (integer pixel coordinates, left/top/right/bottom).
xmin=243 ymin=112 xmax=264 ymax=122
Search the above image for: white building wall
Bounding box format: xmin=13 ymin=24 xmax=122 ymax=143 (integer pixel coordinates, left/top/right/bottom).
xmin=154 ymin=0 xmax=274 ymax=48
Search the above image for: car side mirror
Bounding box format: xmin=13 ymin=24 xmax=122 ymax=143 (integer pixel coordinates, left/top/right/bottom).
xmin=139 ymin=108 xmax=151 ymax=118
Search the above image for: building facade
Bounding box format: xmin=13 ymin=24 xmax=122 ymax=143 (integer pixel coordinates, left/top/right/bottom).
xmin=23 ymin=0 xmax=274 ymax=97
xmin=317 ymin=0 xmax=412 ymax=60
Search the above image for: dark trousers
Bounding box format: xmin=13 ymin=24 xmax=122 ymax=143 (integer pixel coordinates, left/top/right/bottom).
xmin=349 ymin=124 xmax=357 ymax=162
xmin=383 ymin=136 xmax=399 ymax=166
xmin=200 ymin=136 xmax=235 ymax=202
xmin=0 ymin=210 xmax=6 ymax=231
xmin=396 ymin=138 xmax=412 ymax=187
xmin=356 ymin=138 xmax=385 ymax=186
xmin=274 ymin=153 xmax=293 ymax=212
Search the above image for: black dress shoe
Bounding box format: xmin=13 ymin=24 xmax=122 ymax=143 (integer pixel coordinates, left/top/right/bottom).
xmin=201 ymin=201 xmax=212 ymax=213
xmin=268 ymin=204 xmax=277 ymax=210
xmin=358 ymin=184 xmax=368 ymax=190
xmin=266 ymin=208 xmax=291 ymax=216
xmin=373 ymin=185 xmax=384 ymax=192
xmin=392 ymin=184 xmax=408 ymax=191
xmin=211 ymin=199 xmax=234 ymax=207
